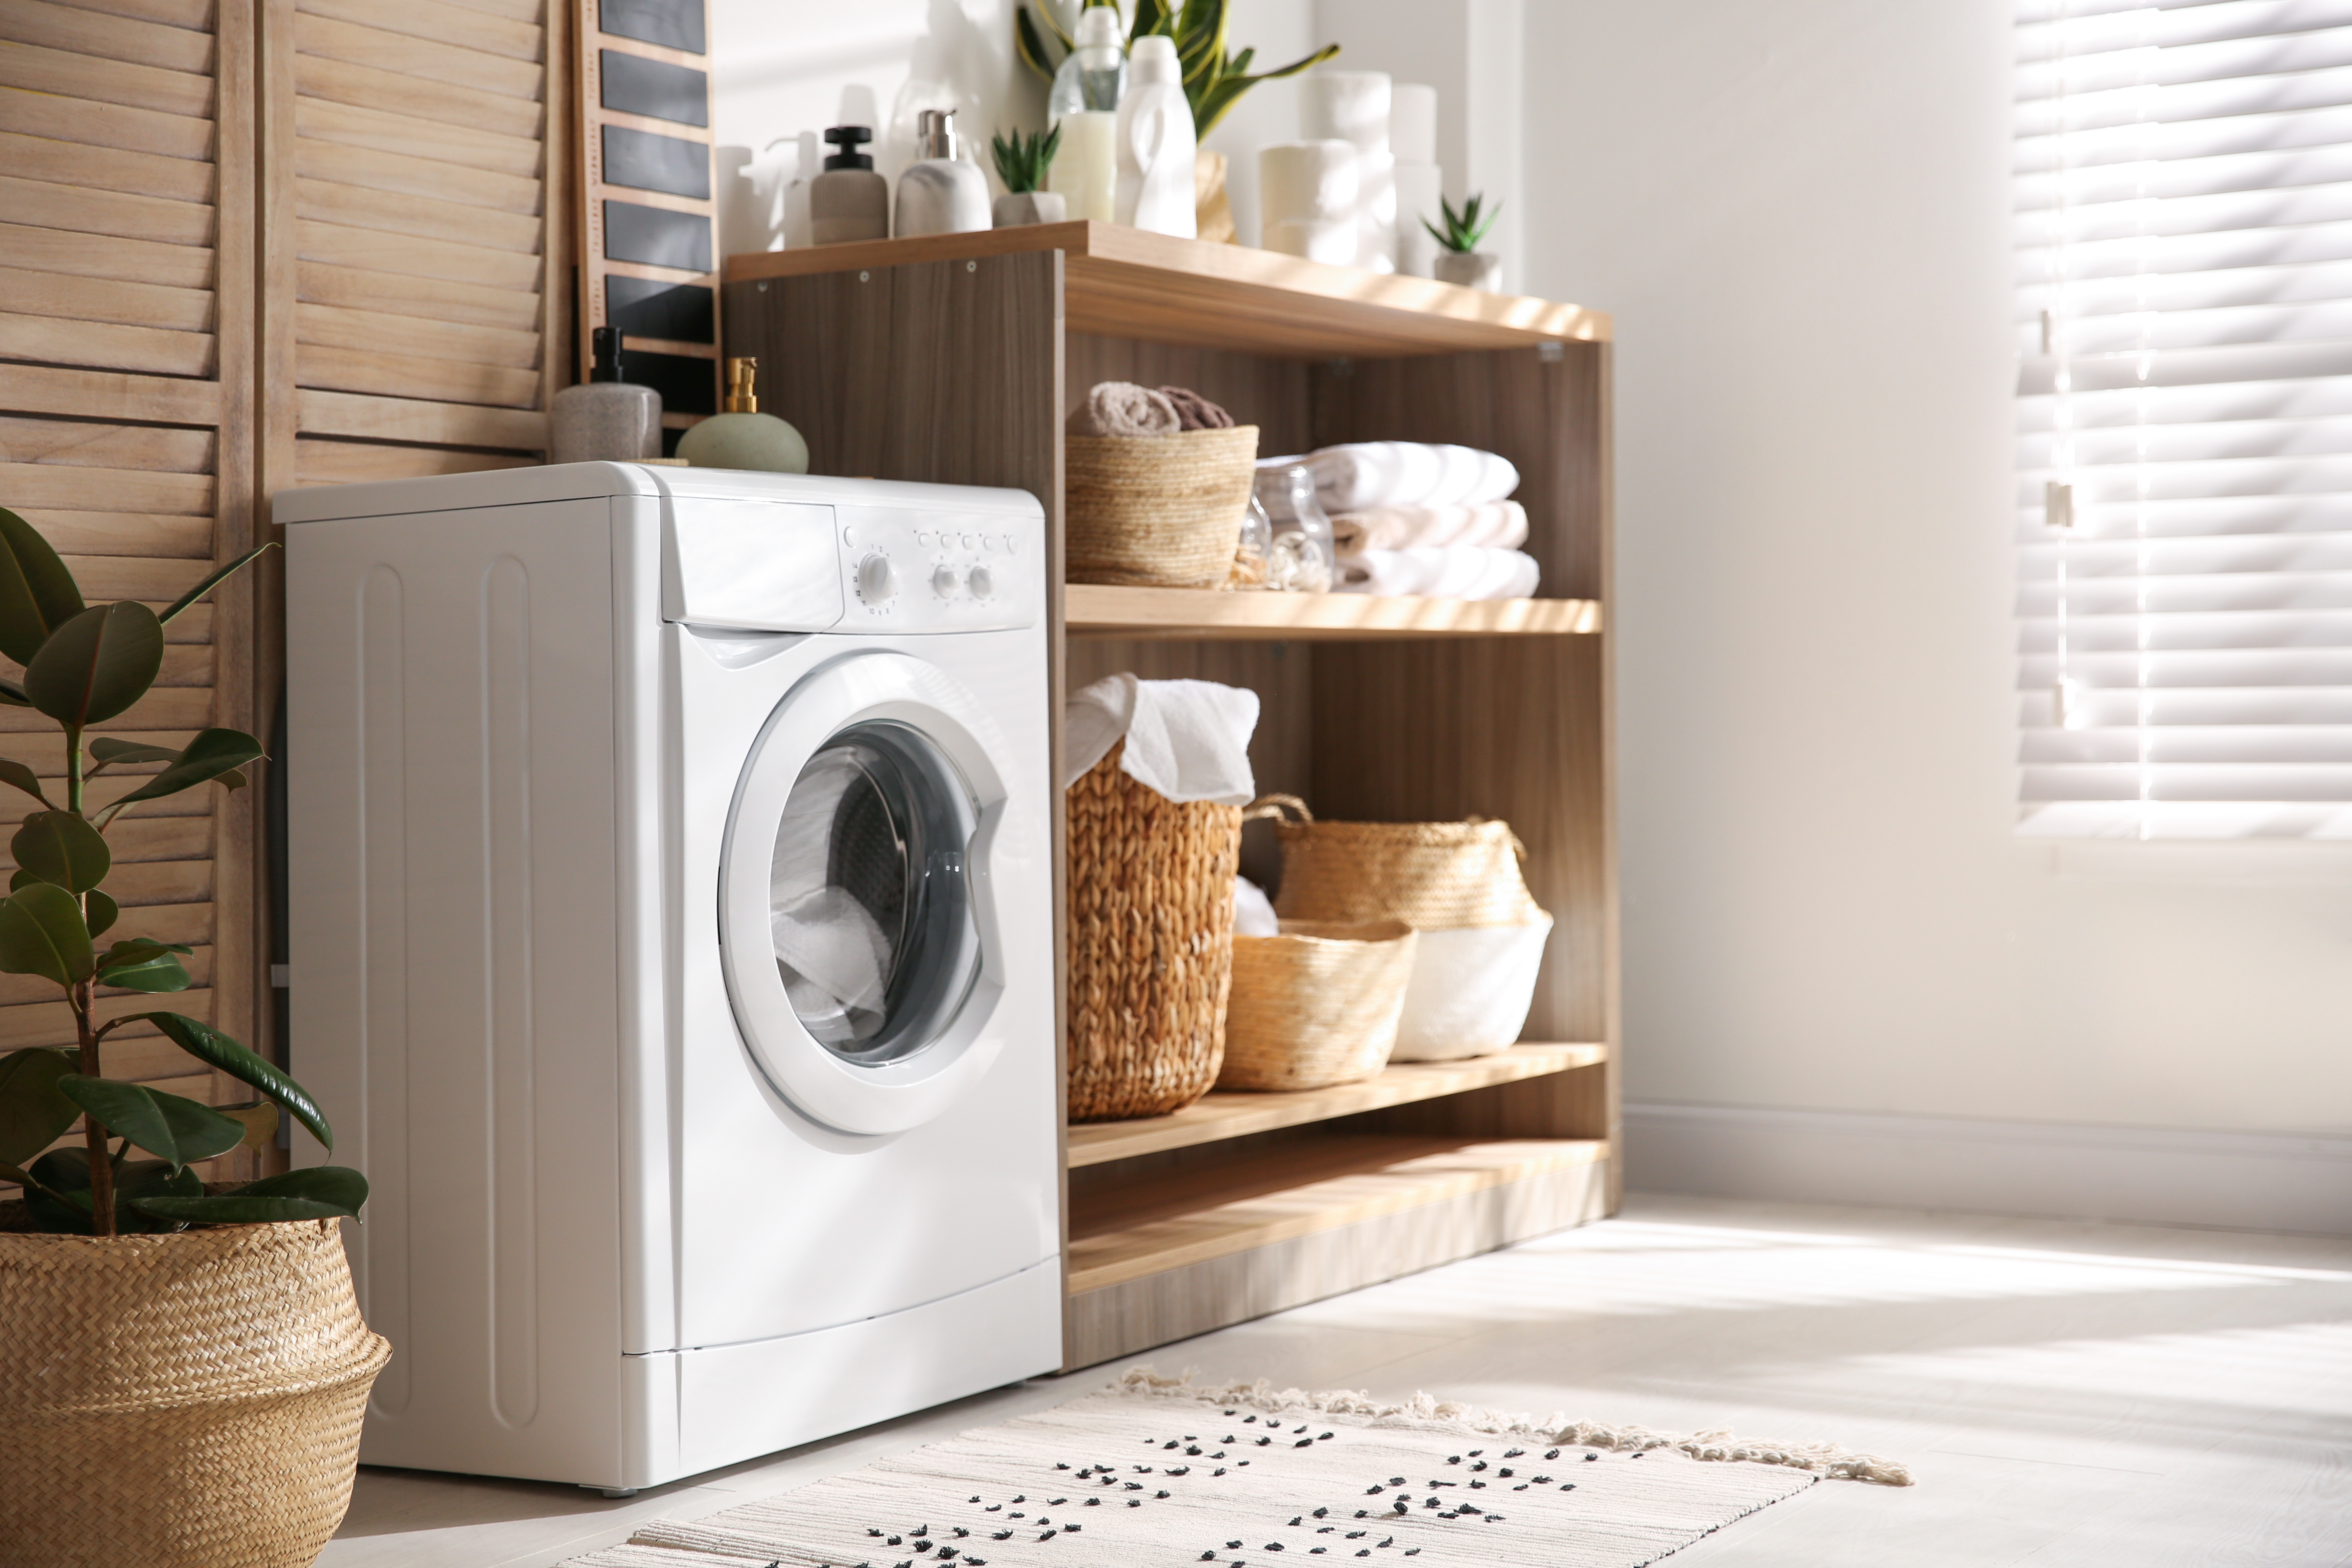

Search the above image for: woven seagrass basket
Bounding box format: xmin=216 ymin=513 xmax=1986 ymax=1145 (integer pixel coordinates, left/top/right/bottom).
xmin=1066 ymin=739 xmax=1243 ymax=1120
xmin=0 ymin=1205 xmax=391 ymax=1568
xmin=1218 ymin=919 xmax=1419 ymax=1092
xmin=1065 ymin=424 xmax=1260 ymax=588
xmin=1252 ymin=794 xmax=1545 ymax=927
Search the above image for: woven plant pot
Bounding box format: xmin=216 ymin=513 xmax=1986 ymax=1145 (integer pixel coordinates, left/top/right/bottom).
xmin=1253 ymin=794 xmax=1545 ymax=927
xmin=0 ymin=1205 xmax=392 ymax=1568
xmin=1065 ymin=424 xmax=1260 ymax=588
xmin=1067 ymin=740 xmax=1242 ymax=1120
xmin=1219 ymin=919 xmax=1419 ymax=1092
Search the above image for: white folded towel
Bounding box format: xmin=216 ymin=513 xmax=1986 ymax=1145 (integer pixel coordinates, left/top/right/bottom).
xmin=1278 ymin=441 xmax=1520 ymax=512
xmin=1062 ymin=673 xmax=1261 ymax=804
xmin=1335 ymin=546 xmax=1540 ymax=601
xmin=1329 ymin=500 xmax=1529 ymax=555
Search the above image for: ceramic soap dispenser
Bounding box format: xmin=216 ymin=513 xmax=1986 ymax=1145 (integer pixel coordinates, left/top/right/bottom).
xmin=894 ymin=108 xmax=990 ymax=238
xmin=811 ymin=125 xmax=889 ymax=244
xmin=1116 ymin=34 xmax=1197 ymax=237
xmin=674 ymin=357 xmax=810 ymax=472
xmin=550 ymin=326 xmax=661 ymax=464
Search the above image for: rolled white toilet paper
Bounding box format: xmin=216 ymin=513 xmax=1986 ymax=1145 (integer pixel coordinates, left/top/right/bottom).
xmin=1260 ymin=141 xmax=1358 ymax=264
xmin=1301 ymin=71 xmax=1392 ymax=155
xmin=1394 ymin=162 xmax=1443 ymax=278
xmin=1391 ymin=83 xmax=1438 ymax=167
xmin=1265 ymin=218 xmax=1358 ymax=266
xmin=1354 ymin=149 xmax=1398 ymax=273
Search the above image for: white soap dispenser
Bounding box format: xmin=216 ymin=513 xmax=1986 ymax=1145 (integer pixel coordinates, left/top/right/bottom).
xmin=1116 ymin=33 xmax=1197 ymax=237
xmin=1047 ymin=5 xmax=1126 ymax=223
xmin=895 ymin=108 xmax=991 ymax=237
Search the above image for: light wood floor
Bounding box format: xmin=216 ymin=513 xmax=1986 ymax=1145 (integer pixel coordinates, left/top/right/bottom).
xmin=320 ymin=1194 xmax=2352 ymax=1568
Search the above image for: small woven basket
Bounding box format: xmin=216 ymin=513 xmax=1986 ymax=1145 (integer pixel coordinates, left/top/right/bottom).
xmin=1252 ymin=795 xmax=1545 ymax=927
xmin=1219 ymin=918 xmax=1419 ymax=1092
xmin=1066 ymin=424 xmax=1261 ymax=588
xmin=0 ymin=1207 xmax=392 ymax=1568
xmin=1067 ymin=739 xmax=1243 ymax=1121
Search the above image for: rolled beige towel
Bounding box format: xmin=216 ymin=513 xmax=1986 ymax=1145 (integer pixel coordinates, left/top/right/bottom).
xmin=1158 ymin=385 xmax=1236 ymax=430
xmin=1067 ymin=381 xmax=1182 ymax=437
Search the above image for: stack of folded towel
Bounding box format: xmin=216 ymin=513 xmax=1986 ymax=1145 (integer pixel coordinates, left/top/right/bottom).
xmin=1286 ymin=441 xmax=1539 ymax=600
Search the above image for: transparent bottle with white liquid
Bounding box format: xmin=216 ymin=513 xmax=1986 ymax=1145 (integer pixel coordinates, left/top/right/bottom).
xmin=1047 ymin=7 xmax=1125 ymax=223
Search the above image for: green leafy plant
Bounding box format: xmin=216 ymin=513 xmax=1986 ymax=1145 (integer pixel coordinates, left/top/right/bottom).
xmin=1425 ymin=191 xmax=1501 ymax=254
xmin=0 ymin=512 xmax=365 ymax=1237
xmin=1017 ymin=0 xmax=1341 ymax=138
xmin=991 ymin=123 xmax=1063 ymax=194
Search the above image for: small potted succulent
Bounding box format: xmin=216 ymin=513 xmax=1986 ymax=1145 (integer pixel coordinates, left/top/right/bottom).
xmin=1427 ymin=192 xmax=1504 ymax=292
xmin=991 ymin=124 xmax=1067 ymax=227
xmin=0 ymin=508 xmax=383 ymax=1568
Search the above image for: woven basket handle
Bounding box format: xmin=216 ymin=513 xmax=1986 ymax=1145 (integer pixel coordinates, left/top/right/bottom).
xmin=1467 ymin=814 xmax=1530 ymax=863
xmin=1245 ymin=793 xmax=1313 ymax=823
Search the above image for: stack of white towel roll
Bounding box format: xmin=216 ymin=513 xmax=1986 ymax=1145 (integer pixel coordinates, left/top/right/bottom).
xmin=1294 ymin=441 xmax=1539 ymax=600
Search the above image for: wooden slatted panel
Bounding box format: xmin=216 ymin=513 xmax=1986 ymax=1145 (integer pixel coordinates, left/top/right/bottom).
xmin=0 ymin=0 xmax=260 ymax=1185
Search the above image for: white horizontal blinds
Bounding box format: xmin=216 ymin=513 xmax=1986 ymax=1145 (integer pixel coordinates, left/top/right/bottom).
xmin=2017 ymin=0 xmax=2352 ymax=837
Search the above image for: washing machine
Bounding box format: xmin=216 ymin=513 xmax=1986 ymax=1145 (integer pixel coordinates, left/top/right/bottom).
xmin=281 ymin=463 xmax=1061 ymax=1491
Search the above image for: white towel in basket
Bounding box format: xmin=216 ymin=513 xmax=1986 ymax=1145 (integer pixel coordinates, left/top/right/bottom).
xmin=1062 ymin=673 xmax=1261 ymax=805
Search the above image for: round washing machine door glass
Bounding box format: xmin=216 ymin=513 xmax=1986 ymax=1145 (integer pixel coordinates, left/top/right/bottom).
xmin=721 ymin=652 xmax=1016 ymax=1136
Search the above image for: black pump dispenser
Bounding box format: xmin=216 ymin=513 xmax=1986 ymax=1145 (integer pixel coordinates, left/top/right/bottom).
xmin=824 ymin=125 xmax=874 ymax=171
xmin=589 ymin=325 xmax=625 ymax=384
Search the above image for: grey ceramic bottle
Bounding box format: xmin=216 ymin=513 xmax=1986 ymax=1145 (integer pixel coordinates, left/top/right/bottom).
xmin=551 ymin=327 xmax=662 ymax=463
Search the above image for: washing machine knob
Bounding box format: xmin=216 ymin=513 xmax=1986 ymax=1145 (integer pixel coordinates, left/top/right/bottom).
xmin=858 ymin=553 xmax=898 ymax=601
xmin=932 ymin=564 xmax=960 ymax=599
xmin=965 ymin=564 xmax=994 ymax=599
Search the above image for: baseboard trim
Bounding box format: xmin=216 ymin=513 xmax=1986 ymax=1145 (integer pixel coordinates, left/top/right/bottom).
xmin=1624 ymin=1100 xmax=2352 ymax=1235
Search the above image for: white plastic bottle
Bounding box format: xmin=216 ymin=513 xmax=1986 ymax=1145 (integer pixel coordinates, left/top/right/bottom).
xmin=1047 ymin=7 xmax=1125 ymax=223
xmin=1116 ymin=34 xmax=1197 ymax=237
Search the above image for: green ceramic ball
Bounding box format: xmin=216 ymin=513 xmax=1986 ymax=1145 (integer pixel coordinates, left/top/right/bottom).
xmin=675 ymin=411 xmax=809 ymax=473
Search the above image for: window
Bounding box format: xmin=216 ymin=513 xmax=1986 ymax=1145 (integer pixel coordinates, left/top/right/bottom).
xmin=2017 ymin=0 xmax=2352 ymax=837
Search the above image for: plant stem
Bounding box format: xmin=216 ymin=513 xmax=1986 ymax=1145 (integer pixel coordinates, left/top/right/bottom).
xmin=65 ymin=723 xmax=82 ymax=817
xmin=75 ymin=977 xmax=113 ymax=1236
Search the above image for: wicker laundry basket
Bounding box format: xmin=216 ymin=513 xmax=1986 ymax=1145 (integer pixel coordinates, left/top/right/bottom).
xmin=1251 ymin=795 xmax=1546 ymax=927
xmin=1065 ymin=425 xmax=1260 ymax=588
xmin=1219 ymin=919 xmax=1419 ymax=1092
xmin=0 ymin=1207 xmax=392 ymax=1568
xmin=1066 ymin=739 xmax=1243 ymax=1120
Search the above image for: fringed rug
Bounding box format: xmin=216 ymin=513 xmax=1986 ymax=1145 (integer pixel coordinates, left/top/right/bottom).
xmin=566 ymin=1369 xmax=1911 ymax=1568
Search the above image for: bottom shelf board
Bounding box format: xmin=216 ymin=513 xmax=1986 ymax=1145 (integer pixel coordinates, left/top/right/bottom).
xmin=1067 ymin=1134 xmax=1608 ymax=1296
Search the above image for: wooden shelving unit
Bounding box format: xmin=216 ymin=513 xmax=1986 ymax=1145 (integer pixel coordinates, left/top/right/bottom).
xmin=725 ymin=222 xmax=1617 ymax=1372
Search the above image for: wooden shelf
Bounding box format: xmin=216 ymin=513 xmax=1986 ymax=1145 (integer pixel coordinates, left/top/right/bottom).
xmin=1068 ymin=1133 xmax=1607 ymax=1301
xmin=1066 ymin=1043 xmax=1607 ymax=1168
xmin=726 ymin=221 xmax=1608 ymax=359
xmin=1062 ymin=586 xmax=1603 ymax=641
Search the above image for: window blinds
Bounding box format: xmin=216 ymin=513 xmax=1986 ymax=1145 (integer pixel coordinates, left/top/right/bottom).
xmin=2016 ymin=0 xmax=2352 ymax=837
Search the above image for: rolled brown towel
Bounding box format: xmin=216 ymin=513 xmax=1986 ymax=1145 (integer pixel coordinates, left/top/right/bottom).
xmin=1159 ymin=385 xmax=1236 ymax=430
xmin=1067 ymin=381 xmax=1182 ymax=437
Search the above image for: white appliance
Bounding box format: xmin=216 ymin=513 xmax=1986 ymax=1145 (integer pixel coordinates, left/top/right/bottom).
xmin=281 ymin=463 xmax=1061 ymax=1491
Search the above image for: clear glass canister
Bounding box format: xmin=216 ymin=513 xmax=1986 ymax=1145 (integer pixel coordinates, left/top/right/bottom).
xmin=1251 ymin=463 xmax=1335 ymax=592
xmin=1232 ymin=494 xmax=1274 ymax=588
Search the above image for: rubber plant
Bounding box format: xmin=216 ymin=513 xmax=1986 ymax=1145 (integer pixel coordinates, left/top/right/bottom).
xmin=0 ymin=509 xmax=365 ymax=1237
xmin=1017 ymin=0 xmax=1341 ymax=137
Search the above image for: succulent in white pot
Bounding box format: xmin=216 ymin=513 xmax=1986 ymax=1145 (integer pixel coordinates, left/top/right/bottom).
xmin=1427 ymin=192 xmax=1504 ymax=292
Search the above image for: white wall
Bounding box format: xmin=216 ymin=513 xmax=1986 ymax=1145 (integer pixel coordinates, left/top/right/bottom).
xmin=1523 ymin=0 xmax=2352 ymax=1227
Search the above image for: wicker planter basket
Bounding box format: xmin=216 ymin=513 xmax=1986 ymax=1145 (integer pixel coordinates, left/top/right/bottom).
xmin=1253 ymin=794 xmax=1545 ymax=927
xmin=1219 ymin=919 xmax=1419 ymax=1092
xmin=0 ymin=1206 xmax=391 ymax=1568
xmin=1067 ymin=739 xmax=1243 ymax=1120
xmin=1065 ymin=424 xmax=1260 ymax=588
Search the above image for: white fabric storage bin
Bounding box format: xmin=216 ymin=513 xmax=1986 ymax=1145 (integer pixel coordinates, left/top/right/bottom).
xmin=1389 ymin=917 xmax=1553 ymax=1061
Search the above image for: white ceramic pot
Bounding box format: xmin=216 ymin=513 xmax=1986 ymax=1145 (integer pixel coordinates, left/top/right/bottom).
xmin=1434 ymin=250 xmax=1503 ymax=292
xmin=992 ymin=191 xmax=1067 ymax=228
xmin=1388 ymin=915 xmax=1553 ymax=1060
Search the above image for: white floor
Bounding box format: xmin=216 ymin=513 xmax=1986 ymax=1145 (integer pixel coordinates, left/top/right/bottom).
xmin=320 ymin=1194 xmax=2352 ymax=1568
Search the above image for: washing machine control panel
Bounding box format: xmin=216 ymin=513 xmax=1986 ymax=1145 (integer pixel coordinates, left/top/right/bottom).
xmin=838 ymin=505 xmax=1039 ymax=631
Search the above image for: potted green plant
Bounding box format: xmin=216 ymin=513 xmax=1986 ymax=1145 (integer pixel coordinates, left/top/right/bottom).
xmin=1017 ymin=0 xmax=1341 ymax=242
xmin=0 ymin=509 xmax=385 ymax=1568
xmin=991 ymin=124 xmax=1067 ymax=227
xmin=1426 ymin=192 xmax=1504 ymax=291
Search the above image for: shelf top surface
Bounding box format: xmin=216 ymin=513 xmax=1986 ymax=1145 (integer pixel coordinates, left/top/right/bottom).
xmin=725 ymin=222 xmax=1610 ymax=359
xmin=1063 ymin=586 xmax=1603 ymax=641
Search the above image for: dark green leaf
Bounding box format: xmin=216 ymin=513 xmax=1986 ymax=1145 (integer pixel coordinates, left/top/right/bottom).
xmin=111 ymin=728 xmax=265 ymax=807
xmin=158 ymin=542 xmax=275 ymax=626
xmin=0 ymin=678 xmax=28 ymax=708
xmin=98 ymin=953 xmax=191 ymax=993
xmin=22 ymin=1147 xmax=198 ymax=1234
xmin=83 ymin=888 xmax=116 ymax=938
xmin=0 ymin=882 xmax=95 ymax=985
xmin=20 ymin=1148 xmax=97 ymax=1231
xmin=134 ymin=1165 xmax=368 ymax=1224
xmin=23 ymin=601 xmax=164 ymax=727
xmin=0 ymin=758 xmax=51 ymax=807
xmin=1014 ymin=4 xmax=1060 ymax=82
xmin=11 ymin=810 xmax=110 ymax=893
xmin=122 ymin=1011 xmax=332 ymax=1150
xmin=0 ymin=508 xmax=85 ymax=667
xmin=96 ymin=937 xmax=194 ymax=968
xmin=0 ymin=1046 xmax=77 ymax=1166
xmin=55 ymin=1074 xmax=244 ymax=1169
xmin=89 ymin=737 xmax=181 ymax=768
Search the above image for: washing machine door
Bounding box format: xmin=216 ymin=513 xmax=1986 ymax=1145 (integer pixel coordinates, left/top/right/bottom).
xmin=719 ymin=651 xmax=1016 ymax=1136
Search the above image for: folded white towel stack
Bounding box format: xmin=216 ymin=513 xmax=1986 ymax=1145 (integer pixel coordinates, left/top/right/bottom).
xmin=1294 ymin=441 xmax=1520 ymax=512
xmin=1062 ymin=673 xmax=1261 ymax=804
xmin=1335 ymin=547 xmax=1540 ymax=601
xmin=1329 ymin=500 xmax=1529 ymax=555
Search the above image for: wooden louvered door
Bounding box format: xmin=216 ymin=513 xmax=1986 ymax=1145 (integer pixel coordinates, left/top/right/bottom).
xmin=259 ymin=0 xmax=570 ymax=492
xmin=0 ymin=0 xmax=262 ymax=1171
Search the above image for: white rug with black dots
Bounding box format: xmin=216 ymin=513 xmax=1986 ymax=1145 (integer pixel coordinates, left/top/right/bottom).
xmin=566 ymin=1369 xmax=1911 ymax=1568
